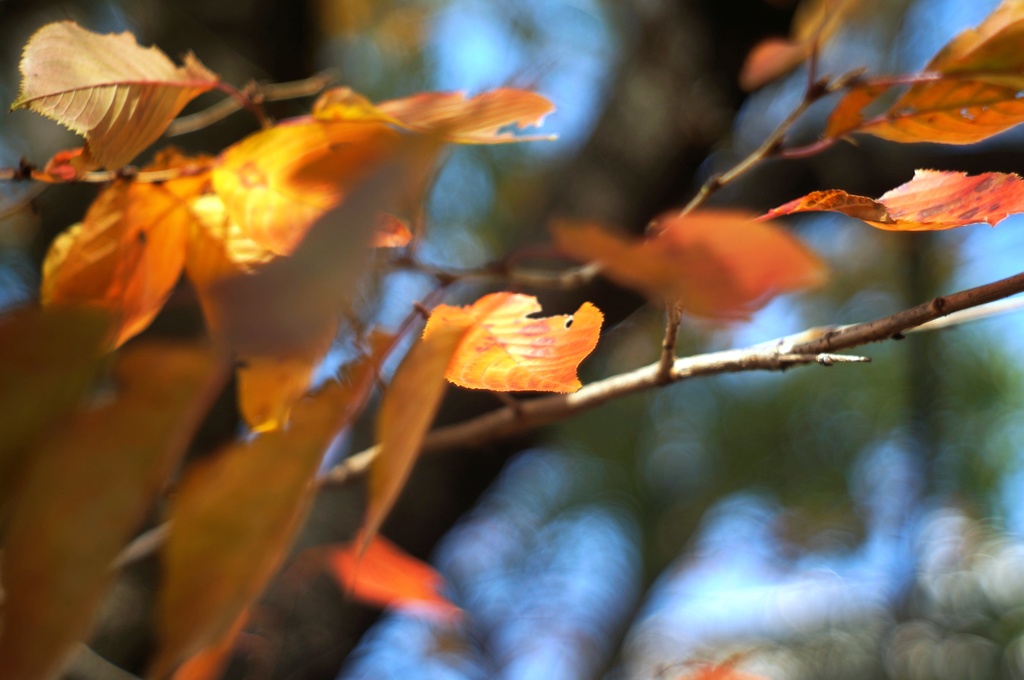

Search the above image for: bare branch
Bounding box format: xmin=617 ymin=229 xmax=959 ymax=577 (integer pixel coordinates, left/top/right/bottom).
xmin=323 ymin=269 xmax=1024 ymax=487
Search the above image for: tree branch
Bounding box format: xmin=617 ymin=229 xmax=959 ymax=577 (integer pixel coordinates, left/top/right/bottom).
xmin=322 ymin=269 xmax=1024 ymax=486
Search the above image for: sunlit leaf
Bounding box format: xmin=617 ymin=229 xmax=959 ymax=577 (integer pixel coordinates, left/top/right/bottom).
xmin=205 ymin=137 xmax=438 ymax=357
xmin=763 ymin=169 xmax=1024 ymax=230
xmin=42 ymin=149 xmax=212 ymax=348
xmin=0 ymin=307 xmax=110 ymax=515
xmin=425 ymin=292 xmax=603 ymax=393
xmin=552 ymin=210 xmax=827 ymax=320
xmin=236 ymin=353 xmax=323 ymax=433
xmin=313 ymin=86 xmax=557 ymax=143
xmin=316 ymin=535 xmax=460 ymax=621
xmin=211 ymin=118 xmax=400 ymax=255
xmin=0 ymin=343 xmax=225 ymax=680
xmin=364 ymin=318 xmax=473 ymax=548
xmin=12 ymin=22 xmax=219 ymax=169
xmin=825 ymin=0 xmax=1024 ymax=143
xmin=150 ymin=351 xmax=382 ymax=678
xmin=373 ymin=213 xmax=413 ymax=247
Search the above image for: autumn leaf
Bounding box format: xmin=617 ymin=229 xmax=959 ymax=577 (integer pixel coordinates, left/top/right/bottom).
xmin=0 ymin=307 xmax=110 ymax=516
xmin=211 ymin=118 xmax=400 ymax=255
xmin=364 ymin=317 xmax=473 ymax=549
xmin=203 ymin=136 xmax=439 ymax=358
xmin=313 ymin=86 xmax=557 ymax=143
xmin=425 ymin=292 xmax=603 ymax=392
xmin=763 ymin=170 xmax=1024 ymax=230
xmin=42 ymin=149 xmax=212 ymax=348
xmin=316 ymin=536 xmax=460 ymax=621
xmin=0 ymin=343 xmax=225 ymax=680
xmin=552 ymin=210 xmax=827 ymax=320
xmin=12 ymin=22 xmax=219 ymax=170
xmin=740 ymin=0 xmax=855 ymax=91
xmin=150 ymin=351 xmax=382 ymax=678
xmin=825 ymin=0 xmax=1024 ymax=143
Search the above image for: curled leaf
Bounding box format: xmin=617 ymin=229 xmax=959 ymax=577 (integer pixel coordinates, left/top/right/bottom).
xmin=314 ymin=86 xmax=557 ymax=143
xmin=763 ymin=169 xmax=1024 ymax=230
xmin=825 ymin=0 xmax=1024 ymax=143
xmin=425 ymin=292 xmax=603 ymax=393
xmin=12 ymin=22 xmax=219 ymax=169
xmin=41 ymin=149 xmax=212 ymax=348
xmin=552 ymin=211 xmax=826 ymax=320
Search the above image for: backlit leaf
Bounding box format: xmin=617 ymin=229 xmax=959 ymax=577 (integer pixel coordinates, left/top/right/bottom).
xmin=825 ymin=0 xmax=1024 ymax=143
xmin=151 ymin=352 xmax=382 ymax=678
xmin=552 ymin=211 xmax=827 ymax=320
xmin=42 ymin=149 xmax=212 ymax=348
xmin=12 ymin=22 xmax=219 ymax=169
xmin=0 ymin=343 xmax=224 ymax=680
xmin=204 ymin=137 xmax=438 ymax=357
xmin=763 ymin=169 xmax=1024 ymax=230
xmin=0 ymin=307 xmax=110 ymax=515
xmin=317 ymin=536 xmax=460 ymax=621
xmin=365 ymin=318 xmax=473 ymax=548
xmin=211 ymin=119 xmax=400 ymax=255
xmin=314 ymin=86 xmax=556 ymax=143
xmin=425 ymin=292 xmax=603 ymax=393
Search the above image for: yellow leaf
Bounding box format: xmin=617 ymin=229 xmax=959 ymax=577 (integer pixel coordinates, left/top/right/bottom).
xmin=211 ymin=119 xmax=400 ymax=255
xmin=314 ymin=86 xmax=557 ymax=144
xmin=425 ymin=292 xmax=603 ymax=393
xmin=0 ymin=343 xmax=225 ymax=680
xmin=364 ymin=318 xmax=473 ymax=548
xmin=150 ymin=352 xmax=381 ymax=678
xmin=12 ymin=22 xmax=219 ymax=169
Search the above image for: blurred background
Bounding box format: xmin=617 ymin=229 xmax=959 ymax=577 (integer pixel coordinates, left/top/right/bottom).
xmin=2 ymin=0 xmax=1024 ymax=678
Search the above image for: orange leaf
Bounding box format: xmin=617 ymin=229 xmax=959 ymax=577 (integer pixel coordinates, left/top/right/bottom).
xmin=763 ymin=169 xmax=1024 ymax=230
xmin=170 ymin=609 xmax=248 ymax=680
xmin=39 ymin=147 xmax=86 ymax=182
xmin=825 ymin=0 xmax=1024 ymax=143
xmin=12 ymin=22 xmax=219 ymax=169
xmin=42 ymin=149 xmax=212 ymax=348
xmin=425 ymin=292 xmax=603 ymax=392
xmin=364 ymin=317 xmax=473 ymax=548
xmin=314 ymin=86 xmax=556 ymax=144
xmin=211 ymin=119 xmax=400 ymax=255
xmin=0 ymin=307 xmax=110 ymax=515
xmin=0 ymin=343 xmax=225 ymax=680
xmin=552 ymin=210 xmax=826 ymax=320
xmin=319 ymin=536 xmax=460 ymax=621
xmin=151 ymin=351 xmax=382 ymax=678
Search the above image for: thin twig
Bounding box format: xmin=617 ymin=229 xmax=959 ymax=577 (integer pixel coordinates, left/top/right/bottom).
xmin=657 ymin=303 xmax=683 ymax=383
xmin=168 ymin=71 xmax=337 ymax=136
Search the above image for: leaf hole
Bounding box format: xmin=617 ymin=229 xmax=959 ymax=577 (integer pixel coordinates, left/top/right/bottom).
xmin=564 ymin=317 xmax=573 ymax=329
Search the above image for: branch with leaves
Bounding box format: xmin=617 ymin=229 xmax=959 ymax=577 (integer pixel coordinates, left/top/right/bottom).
xmin=7 ymin=2 xmax=1024 ymax=678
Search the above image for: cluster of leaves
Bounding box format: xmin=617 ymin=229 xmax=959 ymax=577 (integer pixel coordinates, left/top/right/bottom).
xmin=7 ymin=0 xmax=1024 ymax=677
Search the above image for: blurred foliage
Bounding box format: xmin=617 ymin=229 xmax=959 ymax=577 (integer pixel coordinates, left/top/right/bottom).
xmin=2 ymin=0 xmax=1024 ymax=678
